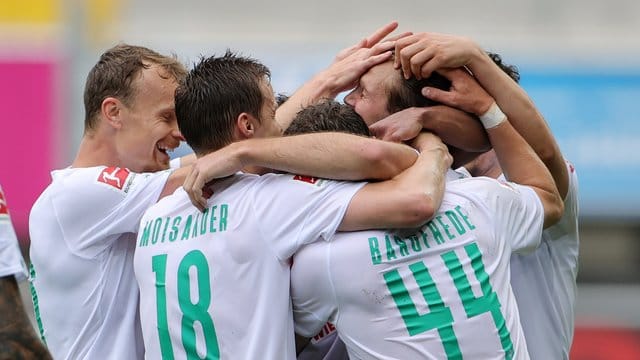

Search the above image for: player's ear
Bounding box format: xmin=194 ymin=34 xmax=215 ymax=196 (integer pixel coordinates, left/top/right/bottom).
xmin=236 ymin=112 xmax=258 ymax=139
xmin=102 ymin=97 xmax=123 ymax=129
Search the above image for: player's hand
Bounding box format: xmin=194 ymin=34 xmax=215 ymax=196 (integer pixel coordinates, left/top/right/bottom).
xmin=183 ymin=145 xmax=244 ymax=211
xmin=333 ymin=21 xmax=409 ymax=61
xmin=410 ymin=132 xmax=453 ymax=168
xmin=394 ymin=32 xmax=479 ymax=80
xmin=368 ymin=107 xmax=426 ymax=142
xmin=320 ymin=21 xmax=410 ymax=97
xmin=320 ymin=41 xmax=396 ymax=98
xmin=422 ymin=68 xmax=494 ymax=116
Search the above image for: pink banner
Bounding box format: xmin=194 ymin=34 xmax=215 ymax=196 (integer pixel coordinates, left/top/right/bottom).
xmin=0 ymin=61 xmax=59 ymax=242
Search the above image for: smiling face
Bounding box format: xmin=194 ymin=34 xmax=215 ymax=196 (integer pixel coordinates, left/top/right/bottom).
xmin=344 ymin=61 xmax=397 ymax=126
xmin=116 ymin=65 xmax=183 ymax=172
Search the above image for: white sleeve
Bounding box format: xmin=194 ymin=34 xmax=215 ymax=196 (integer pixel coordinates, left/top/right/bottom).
xmin=463 ymin=177 xmax=544 ymax=254
xmin=53 ymin=167 xmax=172 ymax=258
xmin=0 ymin=186 xmax=27 ymax=280
xmin=291 ymin=243 xmax=336 ymax=337
xmin=250 ymin=174 xmax=365 ymax=261
xmin=489 ymin=180 xmax=545 ymax=254
xmin=170 ymin=157 xmax=181 ymax=169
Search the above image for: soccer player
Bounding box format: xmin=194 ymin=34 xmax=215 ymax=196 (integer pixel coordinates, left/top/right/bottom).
xmin=390 ymin=33 xmax=579 ymax=359
xmin=133 ymin=52 xmax=453 ymax=360
xmin=290 ymin=63 xmax=564 ymax=358
xmin=28 ymin=41 xmax=421 ymax=359
xmin=0 ymin=184 xmax=51 ymax=359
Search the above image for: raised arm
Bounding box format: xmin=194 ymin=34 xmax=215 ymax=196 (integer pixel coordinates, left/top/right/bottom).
xmin=276 ymin=22 xmax=404 ymax=129
xmin=421 ymin=68 xmax=563 ymax=227
xmin=182 ymin=132 xmax=419 ymax=210
xmin=395 ymin=32 xmax=568 ymax=198
xmin=368 ymin=105 xmax=489 ymax=152
xmin=338 ymin=132 xmax=452 ymax=231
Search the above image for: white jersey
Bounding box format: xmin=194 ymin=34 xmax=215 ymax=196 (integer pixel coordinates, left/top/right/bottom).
xmin=292 ymin=177 xmax=545 ymax=360
xmin=134 ymin=173 xmax=364 ymax=360
xmin=29 ymin=166 xmax=172 ymax=360
xmin=0 ymin=184 xmax=27 ymax=280
xmin=295 ymin=169 xmax=468 ymax=360
xmin=509 ymin=161 xmax=579 ymax=359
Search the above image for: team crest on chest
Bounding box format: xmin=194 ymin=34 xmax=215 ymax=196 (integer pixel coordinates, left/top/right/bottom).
xmin=97 ymin=167 xmax=134 ymax=193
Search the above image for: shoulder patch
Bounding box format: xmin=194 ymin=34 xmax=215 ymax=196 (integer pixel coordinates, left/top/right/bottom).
xmin=0 ymin=187 xmax=9 ymax=218
xmin=292 ymin=175 xmax=325 ymax=187
xmin=97 ymin=167 xmax=134 ymax=192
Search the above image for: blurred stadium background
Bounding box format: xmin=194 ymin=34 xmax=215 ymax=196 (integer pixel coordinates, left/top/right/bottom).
xmin=1 ymin=0 xmax=639 ymax=357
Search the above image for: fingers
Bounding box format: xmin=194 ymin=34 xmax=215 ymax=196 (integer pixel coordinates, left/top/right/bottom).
xmin=368 ymin=40 xmax=396 ymax=56
xmin=384 ymin=31 xmax=413 ymax=43
xmin=396 ymin=39 xmax=437 ymax=80
xmin=184 ymin=166 xmax=207 ymax=212
xmin=365 ymin=21 xmax=399 ymax=47
xmin=335 ymin=38 xmax=367 ymax=62
xmin=422 ymin=87 xmax=454 ymax=107
xmin=363 ymin=51 xmax=393 ymax=69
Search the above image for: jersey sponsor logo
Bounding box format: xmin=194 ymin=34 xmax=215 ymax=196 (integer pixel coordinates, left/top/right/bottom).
xmin=292 ymin=175 xmax=326 ymax=187
xmin=0 ymin=188 xmax=9 ymax=218
xmin=311 ymin=322 xmax=336 ymax=343
xmin=97 ymin=167 xmax=132 ymax=192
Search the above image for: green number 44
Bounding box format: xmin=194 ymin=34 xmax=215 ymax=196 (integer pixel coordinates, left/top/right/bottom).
xmin=383 ymin=242 xmax=514 ymax=360
xmin=153 ymin=250 xmax=220 ymax=360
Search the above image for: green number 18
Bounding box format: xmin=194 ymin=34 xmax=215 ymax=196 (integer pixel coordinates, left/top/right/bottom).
xmin=384 ymin=242 xmax=514 ymax=360
xmin=153 ymin=250 xmax=220 ymax=359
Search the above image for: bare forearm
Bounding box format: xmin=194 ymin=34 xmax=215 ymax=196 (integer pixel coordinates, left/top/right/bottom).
xmin=468 ymin=51 xmax=568 ymax=197
xmin=275 ymin=76 xmax=337 ymax=130
xmin=239 ymin=133 xmax=418 ymax=180
xmin=487 ymin=121 xmax=563 ymax=227
xmin=339 ymin=140 xmax=450 ymax=231
xmin=0 ymin=277 xmax=52 ymax=360
xmin=394 ymin=146 xmax=450 ymax=215
xmin=418 ymin=107 xmax=489 ymax=152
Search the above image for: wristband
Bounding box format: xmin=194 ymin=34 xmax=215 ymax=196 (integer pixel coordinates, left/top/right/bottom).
xmin=479 ymin=102 xmax=507 ymax=129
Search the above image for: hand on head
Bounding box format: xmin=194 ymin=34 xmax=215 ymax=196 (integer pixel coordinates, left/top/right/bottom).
xmin=394 ymin=32 xmax=478 ymax=80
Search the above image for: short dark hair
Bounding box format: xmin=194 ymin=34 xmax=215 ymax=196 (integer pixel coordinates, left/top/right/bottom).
xmin=487 ymin=51 xmax=520 ymax=83
xmin=386 ymin=70 xmax=451 ymax=113
xmin=285 ymin=100 xmax=370 ymax=137
xmin=83 ymin=43 xmax=186 ymax=132
xmin=175 ymin=51 xmax=271 ymax=155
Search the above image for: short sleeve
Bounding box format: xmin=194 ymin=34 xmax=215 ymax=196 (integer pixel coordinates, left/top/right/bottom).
xmin=487 ymin=179 xmax=545 ymax=253
xmin=250 ymin=174 xmax=365 ymax=261
xmin=291 ymin=243 xmax=336 ymax=337
xmin=53 ymin=167 xmax=172 ymax=258
xmin=455 ymin=177 xmax=544 ymax=254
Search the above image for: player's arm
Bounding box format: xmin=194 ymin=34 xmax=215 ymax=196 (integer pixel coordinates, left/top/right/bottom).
xmin=464 ymin=49 xmax=568 ymax=198
xmin=395 ymin=32 xmax=568 ymax=198
xmin=338 ymin=132 xmax=452 ymax=231
xmin=368 ymin=105 xmax=490 ymax=169
xmin=182 ymin=133 xmax=418 ymax=210
xmin=368 ymin=105 xmax=489 ymax=152
xmin=276 ymin=22 xmax=402 ymax=129
xmin=425 ymin=68 xmax=563 ymax=227
xmin=0 ymin=276 xmax=52 ymax=359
